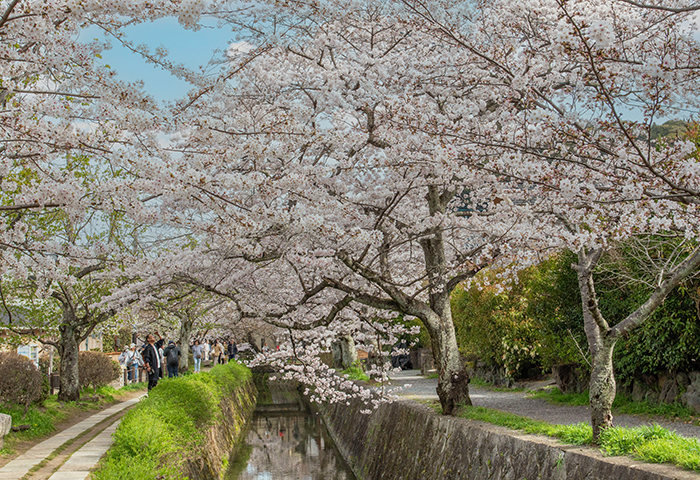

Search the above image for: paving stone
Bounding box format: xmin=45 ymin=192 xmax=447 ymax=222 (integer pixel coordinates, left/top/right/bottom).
xmin=47 ymin=420 xmax=122 ymax=480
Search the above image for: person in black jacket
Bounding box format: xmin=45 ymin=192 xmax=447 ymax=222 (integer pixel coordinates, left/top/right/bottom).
xmin=227 ymin=340 xmax=238 ymax=362
xmin=163 ymin=340 xmax=181 ymax=377
xmin=142 ymin=334 xmax=162 ymax=391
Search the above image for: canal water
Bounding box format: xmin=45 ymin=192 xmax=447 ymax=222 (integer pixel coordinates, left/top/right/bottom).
xmin=226 ymin=382 xmax=356 ymax=480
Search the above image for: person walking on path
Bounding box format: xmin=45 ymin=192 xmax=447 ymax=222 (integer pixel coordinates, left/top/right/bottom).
xmin=125 ymin=343 xmax=142 ymax=383
xmin=142 ymin=334 xmax=161 ymax=391
xmin=192 ymin=339 xmax=204 ymax=373
xmin=227 ymin=340 xmax=238 ymax=362
xmin=164 ymin=341 xmax=181 ymax=377
xmin=212 ymin=340 xmax=224 ymax=365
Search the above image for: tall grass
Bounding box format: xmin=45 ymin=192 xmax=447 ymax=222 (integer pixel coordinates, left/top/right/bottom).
xmin=92 ymin=362 xmax=252 ymax=480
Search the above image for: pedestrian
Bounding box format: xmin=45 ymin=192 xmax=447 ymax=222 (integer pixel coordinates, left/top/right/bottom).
xmin=203 ymin=340 xmax=211 ymax=361
xmin=142 ymin=334 xmax=162 ymax=391
xmin=164 ymin=340 xmax=181 ymax=377
xmin=192 ymin=339 xmax=204 ymax=373
xmin=227 ymin=339 xmax=238 ymax=362
xmin=212 ymin=340 xmax=224 ymax=365
xmin=118 ymin=346 xmax=129 ymax=380
xmin=127 ymin=343 xmax=142 ymax=382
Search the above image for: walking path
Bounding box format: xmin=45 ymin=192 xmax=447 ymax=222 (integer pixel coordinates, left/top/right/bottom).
xmin=388 ymin=370 xmax=700 ymax=440
xmin=0 ymin=395 xmax=143 ymax=480
xmin=46 ymin=419 xmax=121 ymax=480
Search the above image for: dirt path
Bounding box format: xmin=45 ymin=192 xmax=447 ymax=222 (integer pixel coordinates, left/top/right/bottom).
xmin=388 ymin=370 xmax=700 ymax=440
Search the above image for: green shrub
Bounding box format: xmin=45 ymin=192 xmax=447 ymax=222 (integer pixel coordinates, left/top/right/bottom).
xmin=0 ymin=352 xmax=43 ymax=412
xmin=452 ymin=252 xmax=586 ymax=378
xmin=342 ymin=364 xmax=370 ymax=382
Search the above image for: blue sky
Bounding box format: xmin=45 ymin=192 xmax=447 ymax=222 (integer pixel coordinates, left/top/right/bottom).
xmin=83 ymin=18 xmax=235 ymax=103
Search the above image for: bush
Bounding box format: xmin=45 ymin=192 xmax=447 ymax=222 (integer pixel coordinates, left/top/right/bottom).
xmin=0 ymin=352 xmax=43 ymax=412
xmin=79 ymin=351 xmax=120 ymax=393
xmin=452 ymin=252 xmax=587 ymax=378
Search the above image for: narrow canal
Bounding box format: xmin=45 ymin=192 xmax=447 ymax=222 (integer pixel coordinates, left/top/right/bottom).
xmin=226 ymin=381 xmax=356 ymax=480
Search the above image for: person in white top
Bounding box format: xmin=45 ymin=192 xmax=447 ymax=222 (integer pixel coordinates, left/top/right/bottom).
xmin=126 ymin=343 xmax=142 ymax=383
xmin=203 ymin=341 xmax=211 ymax=361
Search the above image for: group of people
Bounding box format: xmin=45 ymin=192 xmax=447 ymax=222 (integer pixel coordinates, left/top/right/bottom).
xmin=118 ymin=332 xmax=182 ymax=389
xmin=118 ymin=332 xmax=240 ymax=391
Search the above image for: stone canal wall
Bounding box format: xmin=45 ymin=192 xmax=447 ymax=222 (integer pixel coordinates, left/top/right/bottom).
xmin=185 ymin=373 xmax=257 ymax=479
xmin=321 ymin=399 xmax=699 ymax=480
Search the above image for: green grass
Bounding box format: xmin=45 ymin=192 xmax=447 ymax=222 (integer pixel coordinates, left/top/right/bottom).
xmin=341 ymin=365 xmax=370 ymax=382
xmin=0 ymin=403 xmax=65 ymax=445
xmin=92 ymin=362 xmax=253 ymax=480
xmin=117 ymin=382 xmax=148 ymax=393
xmin=457 ymin=404 xmax=700 ymax=472
xmin=458 ymin=406 xmax=593 ymax=444
xmin=529 ymin=388 xmax=694 ymax=420
xmin=612 ymin=394 xmax=693 ymax=419
xmin=528 ymin=388 xmax=589 ymax=406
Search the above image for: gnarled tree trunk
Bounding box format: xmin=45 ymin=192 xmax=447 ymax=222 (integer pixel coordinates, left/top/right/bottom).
xmin=422 ymin=290 xmax=471 ymax=415
xmin=589 ymin=336 xmax=617 ymax=440
xmin=57 ymin=321 xmax=81 ymax=402
xmin=428 ymin=315 xmax=471 ymax=414
xmin=332 ymin=334 xmax=358 ymax=370
xmin=178 ymin=314 xmax=194 ymax=371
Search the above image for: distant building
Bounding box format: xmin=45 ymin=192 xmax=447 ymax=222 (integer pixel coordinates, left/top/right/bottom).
xmin=1 ymin=311 xmax=103 ymax=367
xmin=0 ymin=311 xmax=44 ymax=367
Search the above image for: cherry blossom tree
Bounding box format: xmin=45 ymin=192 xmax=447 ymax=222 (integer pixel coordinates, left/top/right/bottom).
xmin=0 ymin=0 xmax=222 ymax=400
xmin=399 ymin=0 xmax=700 ymax=438
xmin=136 ymin=0 xmax=557 ymax=415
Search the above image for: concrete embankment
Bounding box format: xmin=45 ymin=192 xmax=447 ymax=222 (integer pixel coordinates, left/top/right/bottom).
xmin=321 ymin=398 xmax=699 ymax=480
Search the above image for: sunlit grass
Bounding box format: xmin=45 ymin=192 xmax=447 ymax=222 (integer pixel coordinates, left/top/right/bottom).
xmin=457 ymin=404 xmax=700 ymax=472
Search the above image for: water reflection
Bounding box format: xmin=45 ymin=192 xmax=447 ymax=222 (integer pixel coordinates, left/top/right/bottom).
xmin=227 ymin=388 xmax=355 ymax=480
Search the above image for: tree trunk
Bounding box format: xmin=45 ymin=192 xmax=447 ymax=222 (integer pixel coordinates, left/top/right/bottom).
xmin=339 ymin=335 xmax=358 ymax=369
xmin=590 ymin=336 xmax=617 ymax=441
xmin=332 ymin=334 xmax=358 ymax=370
xmin=178 ymin=318 xmax=193 ymax=371
xmin=426 ymin=311 xmax=471 ymax=414
xmin=58 ymin=323 xmax=81 ymax=402
xmin=420 ymin=185 xmax=471 ymax=415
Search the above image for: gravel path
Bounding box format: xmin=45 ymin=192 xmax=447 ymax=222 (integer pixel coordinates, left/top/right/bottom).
xmin=388 ymin=370 xmax=700 ymax=440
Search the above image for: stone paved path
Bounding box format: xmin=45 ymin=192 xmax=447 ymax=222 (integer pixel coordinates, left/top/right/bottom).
xmin=46 ymin=419 xmax=121 ymax=480
xmin=388 ymin=370 xmax=700 ymax=440
xmin=0 ymin=395 xmax=143 ymax=480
